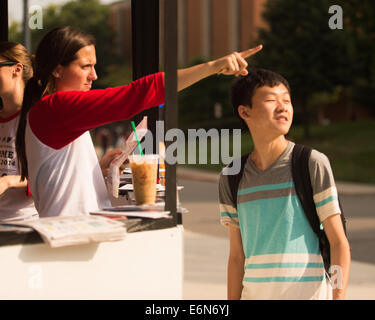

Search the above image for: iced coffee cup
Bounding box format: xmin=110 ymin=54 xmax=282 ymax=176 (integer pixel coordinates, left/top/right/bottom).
xmin=129 ymin=154 xmax=159 ymax=205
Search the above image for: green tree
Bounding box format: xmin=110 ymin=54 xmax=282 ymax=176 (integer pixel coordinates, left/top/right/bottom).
xmin=178 ymin=58 xmax=237 ymax=130
xmin=8 ymin=21 xmax=23 ymax=43
xmin=9 ymin=0 xmax=121 ymax=88
xmin=253 ymin=0 xmax=354 ymax=138
xmin=340 ymin=0 xmax=375 ymax=115
xmin=30 ymin=0 xmax=119 ymax=87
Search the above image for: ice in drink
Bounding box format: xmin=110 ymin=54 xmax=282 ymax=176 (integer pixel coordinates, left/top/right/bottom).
xmin=129 ymin=154 xmax=158 ymax=205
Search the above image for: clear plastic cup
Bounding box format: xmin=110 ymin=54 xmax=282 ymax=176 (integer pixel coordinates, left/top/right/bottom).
xmin=129 ymin=154 xmax=159 ymax=205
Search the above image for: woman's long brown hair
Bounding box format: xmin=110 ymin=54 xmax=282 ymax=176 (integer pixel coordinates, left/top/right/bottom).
xmin=16 ymin=26 xmax=95 ymax=180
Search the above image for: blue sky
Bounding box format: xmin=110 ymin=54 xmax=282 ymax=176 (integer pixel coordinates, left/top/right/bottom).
xmin=8 ymin=0 xmax=117 ymax=23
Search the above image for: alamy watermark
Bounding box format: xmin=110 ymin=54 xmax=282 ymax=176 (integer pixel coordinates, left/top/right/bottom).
xmin=28 ymin=264 xmax=43 ymax=290
xmin=26 ymin=4 xmax=343 ymax=31
xmin=133 ymin=121 xmax=242 ymax=175
xmin=328 ymin=5 xmax=343 ymax=30
xmin=29 ymin=5 xmax=43 ymax=30
xmin=329 ymin=265 xmax=344 ymax=290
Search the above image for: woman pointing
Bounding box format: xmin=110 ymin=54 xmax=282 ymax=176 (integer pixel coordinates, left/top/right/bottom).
xmin=16 ymin=26 xmax=262 ymax=217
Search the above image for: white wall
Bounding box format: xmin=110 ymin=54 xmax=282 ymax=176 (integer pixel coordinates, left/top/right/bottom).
xmin=0 ymin=226 xmax=184 ymax=299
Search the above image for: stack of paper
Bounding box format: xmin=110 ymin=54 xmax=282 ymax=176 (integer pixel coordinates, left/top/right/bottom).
xmin=6 ymin=215 xmax=127 ymax=248
xmin=108 ymin=117 xmax=148 ymax=198
xmin=91 ymin=205 xmax=171 ymax=219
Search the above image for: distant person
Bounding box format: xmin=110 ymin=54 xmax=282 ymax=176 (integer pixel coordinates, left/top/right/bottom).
xmin=96 ymin=127 xmax=112 ymax=156
xmin=219 ymin=69 xmax=350 ymax=300
xmin=0 ymin=42 xmax=38 ymax=221
xmin=115 ymin=122 xmax=133 ymax=151
xmin=16 ymin=26 xmax=262 ymax=218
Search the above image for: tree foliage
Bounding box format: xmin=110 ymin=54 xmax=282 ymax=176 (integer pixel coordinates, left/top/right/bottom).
xmin=178 ymin=58 xmax=237 ymax=130
xmin=339 ymin=0 xmax=375 ymax=113
xmin=10 ymin=0 xmax=121 ymax=88
xmin=252 ymin=0 xmax=354 ymax=136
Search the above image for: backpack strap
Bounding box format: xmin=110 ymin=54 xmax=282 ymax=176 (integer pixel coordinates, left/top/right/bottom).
xmin=292 ymin=144 xmax=347 ymax=234
xmin=292 ymin=144 xmax=331 ymax=273
xmin=338 ymin=199 xmax=347 ymax=235
xmin=227 ymin=153 xmax=250 ymax=210
xmin=291 ymin=144 xmax=322 ymax=235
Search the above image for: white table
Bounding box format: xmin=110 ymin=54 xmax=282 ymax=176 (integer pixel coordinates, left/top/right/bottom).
xmin=0 ymin=225 xmax=184 ymax=300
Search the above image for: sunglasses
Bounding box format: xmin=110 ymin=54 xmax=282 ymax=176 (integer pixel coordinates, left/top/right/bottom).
xmin=0 ymin=61 xmax=17 ymax=67
xmin=0 ymin=61 xmax=27 ymax=70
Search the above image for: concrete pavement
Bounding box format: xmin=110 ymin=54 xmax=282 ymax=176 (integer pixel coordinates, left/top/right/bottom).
xmin=183 ymin=230 xmax=375 ymax=300
xmin=178 ymin=167 xmax=375 ymax=300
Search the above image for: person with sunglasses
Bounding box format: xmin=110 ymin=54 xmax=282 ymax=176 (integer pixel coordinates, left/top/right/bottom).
xmin=0 ymin=42 xmax=38 ymax=222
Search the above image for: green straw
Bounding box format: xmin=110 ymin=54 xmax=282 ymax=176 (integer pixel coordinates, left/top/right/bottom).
xmin=131 ymin=121 xmax=144 ymax=156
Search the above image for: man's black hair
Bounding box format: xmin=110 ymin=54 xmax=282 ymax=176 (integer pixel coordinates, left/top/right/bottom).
xmin=231 ymin=68 xmax=291 ymax=129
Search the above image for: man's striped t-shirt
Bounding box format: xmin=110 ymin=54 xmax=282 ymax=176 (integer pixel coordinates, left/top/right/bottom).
xmin=219 ymin=141 xmax=341 ymax=300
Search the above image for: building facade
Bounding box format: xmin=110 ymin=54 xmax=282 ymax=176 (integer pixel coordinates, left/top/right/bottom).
xmin=109 ymin=0 xmax=266 ymax=66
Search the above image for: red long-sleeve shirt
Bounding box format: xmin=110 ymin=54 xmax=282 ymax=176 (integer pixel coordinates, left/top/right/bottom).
xmin=26 ymin=72 xmax=164 ymax=217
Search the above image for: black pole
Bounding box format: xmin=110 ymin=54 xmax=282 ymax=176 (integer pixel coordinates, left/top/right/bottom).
xmin=164 ymin=0 xmax=178 ymax=223
xmin=131 ymin=0 xmax=159 ymax=154
xmin=23 ymin=0 xmax=30 ymax=51
xmin=0 ymin=0 xmax=8 ymax=42
xmin=0 ymin=0 xmax=8 ymax=109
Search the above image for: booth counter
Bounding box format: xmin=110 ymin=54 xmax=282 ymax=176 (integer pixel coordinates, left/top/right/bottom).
xmin=0 ymin=0 xmax=182 ymax=301
xmin=0 ymin=216 xmax=184 ymax=299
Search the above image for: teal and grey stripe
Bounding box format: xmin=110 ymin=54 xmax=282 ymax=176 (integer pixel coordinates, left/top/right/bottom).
xmin=238 ymin=182 xmax=294 ymax=196
xmin=315 ymin=195 xmax=338 ymax=208
xmin=221 ymin=212 xmax=238 ymax=219
xmin=244 ymin=276 xmax=325 ymax=283
xmin=245 ymin=262 xmax=324 ymax=269
xmin=237 ymin=181 xmax=295 ymax=204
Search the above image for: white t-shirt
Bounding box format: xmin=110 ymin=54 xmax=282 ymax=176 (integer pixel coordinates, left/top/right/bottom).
xmin=0 ymin=112 xmax=38 ymax=221
xmin=26 ymin=73 xmax=165 ymax=217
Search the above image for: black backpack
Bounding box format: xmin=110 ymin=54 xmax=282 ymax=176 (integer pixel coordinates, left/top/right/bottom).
xmin=227 ymin=143 xmax=347 ymax=274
